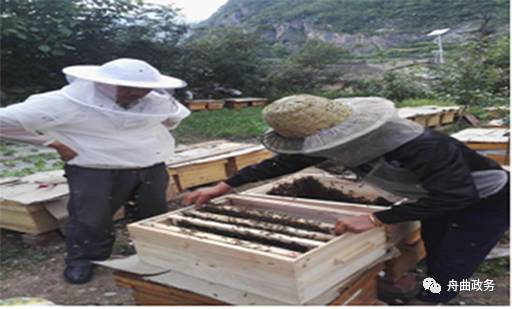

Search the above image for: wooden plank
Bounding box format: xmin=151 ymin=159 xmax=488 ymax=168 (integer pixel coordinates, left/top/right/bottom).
xmin=224 ymin=195 xmax=375 ymax=222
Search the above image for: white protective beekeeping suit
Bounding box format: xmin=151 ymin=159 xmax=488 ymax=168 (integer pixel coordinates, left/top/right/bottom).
xmin=0 ymin=58 xmax=190 ymax=168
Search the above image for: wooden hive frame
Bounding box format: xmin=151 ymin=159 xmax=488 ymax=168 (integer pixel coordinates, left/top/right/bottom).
xmin=128 ymin=194 xmax=387 ymax=304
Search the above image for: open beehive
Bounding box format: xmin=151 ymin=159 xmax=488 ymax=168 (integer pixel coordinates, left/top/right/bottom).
xmin=128 ymin=194 xmax=386 ymax=304
xmin=241 ymin=172 xmax=420 ymax=246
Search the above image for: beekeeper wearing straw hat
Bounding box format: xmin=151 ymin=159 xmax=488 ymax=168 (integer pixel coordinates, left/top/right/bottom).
xmin=184 ymin=94 xmax=509 ymax=305
xmin=0 ymin=58 xmax=190 ymax=284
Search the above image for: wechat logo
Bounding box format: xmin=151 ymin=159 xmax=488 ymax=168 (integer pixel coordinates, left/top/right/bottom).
xmin=423 ymin=277 xmax=442 ymax=294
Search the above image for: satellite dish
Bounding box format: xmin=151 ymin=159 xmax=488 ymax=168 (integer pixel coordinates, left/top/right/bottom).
xmin=427 ymin=28 xmax=450 ymax=64
xmin=427 ymin=28 xmax=450 ymax=36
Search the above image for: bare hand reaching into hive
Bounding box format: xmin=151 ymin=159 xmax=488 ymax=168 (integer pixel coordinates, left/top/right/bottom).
xmin=183 ymin=182 xmax=232 ymax=207
xmin=48 ymin=141 xmax=78 ymax=162
xmin=334 ymin=215 xmax=379 ymax=235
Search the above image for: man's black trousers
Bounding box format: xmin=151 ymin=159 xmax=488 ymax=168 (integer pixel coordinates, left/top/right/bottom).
xmin=417 ymin=180 xmax=509 ymax=303
xmin=63 ymin=163 xmax=169 ymax=267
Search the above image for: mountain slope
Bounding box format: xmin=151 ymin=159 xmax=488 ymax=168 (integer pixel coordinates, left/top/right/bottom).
xmin=198 ymin=0 xmax=509 ymax=53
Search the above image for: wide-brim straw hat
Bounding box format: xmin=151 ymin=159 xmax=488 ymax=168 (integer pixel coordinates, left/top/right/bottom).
xmin=261 ymin=95 xmax=396 ymax=154
xmin=62 ymin=58 xmax=187 ymax=89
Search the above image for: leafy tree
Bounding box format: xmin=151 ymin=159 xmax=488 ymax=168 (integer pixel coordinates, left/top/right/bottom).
xmin=290 ymin=40 xmax=347 ymax=67
xmin=177 ymin=29 xmax=269 ymax=98
xmin=268 ymin=40 xmax=347 ymax=95
xmin=1 ymin=0 xmax=186 ymax=105
xmin=434 ymin=36 xmax=509 ymax=107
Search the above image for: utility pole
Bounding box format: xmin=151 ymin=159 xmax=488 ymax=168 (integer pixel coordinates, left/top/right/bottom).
xmin=427 ymin=28 xmax=450 ymax=64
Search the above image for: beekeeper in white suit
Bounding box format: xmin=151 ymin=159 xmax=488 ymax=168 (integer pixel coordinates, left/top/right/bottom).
xmin=0 ymin=58 xmax=190 ymax=284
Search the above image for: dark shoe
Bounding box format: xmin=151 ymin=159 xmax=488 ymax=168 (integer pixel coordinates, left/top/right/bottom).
xmin=378 ymin=273 xmax=421 ymax=304
xmin=63 ymin=264 xmax=94 ymax=284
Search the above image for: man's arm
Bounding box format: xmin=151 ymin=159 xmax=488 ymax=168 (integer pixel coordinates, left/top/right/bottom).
xmin=183 ymin=154 xmax=326 ymax=206
xmin=162 ymin=98 xmax=191 ymax=130
xmin=0 ymin=115 xmax=53 ymax=146
xmin=224 ymin=154 xmax=327 ymax=187
xmin=1 ymin=96 xmax=79 ymax=161
xmin=373 ymin=140 xmax=480 ymax=224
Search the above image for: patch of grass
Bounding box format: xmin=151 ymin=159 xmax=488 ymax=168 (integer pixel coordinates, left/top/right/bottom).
xmin=173 ymin=107 xmax=268 ymax=141
xmin=477 ymin=258 xmax=510 ymax=277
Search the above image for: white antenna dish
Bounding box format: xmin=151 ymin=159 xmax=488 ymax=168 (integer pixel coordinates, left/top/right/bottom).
xmin=427 ymin=28 xmax=450 ymax=64
xmin=427 ymin=28 xmax=450 ymax=36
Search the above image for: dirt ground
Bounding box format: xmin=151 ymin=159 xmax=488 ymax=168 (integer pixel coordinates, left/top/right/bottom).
xmin=0 ymin=186 xmax=510 ymax=305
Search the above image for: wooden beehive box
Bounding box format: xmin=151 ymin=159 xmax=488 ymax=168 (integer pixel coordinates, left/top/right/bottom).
xmin=452 ymin=128 xmax=510 ymax=165
xmin=224 ymin=98 xmax=250 ymax=109
xmin=112 ymin=263 xmax=383 ymax=305
xmin=183 ymin=100 xmax=208 ymax=111
xmin=0 ymin=170 xmax=124 ymax=235
xmin=249 ymin=98 xmax=268 ymax=107
xmin=398 ymin=105 xmax=460 ymax=127
xmin=206 ymin=100 xmax=225 ymax=110
xmin=241 ymin=172 xmax=420 ymax=246
xmin=167 ymin=141 xmax=273 ymax=192
xmin=225 ymin=97 xmax=266 ymax=109
xmin=128 ymin=194 xmax=387 ymax=304
xmin=0 ymin=171 xmax=68 ymax=235
xmin=438 ymin=106 xmax=461 ymax=124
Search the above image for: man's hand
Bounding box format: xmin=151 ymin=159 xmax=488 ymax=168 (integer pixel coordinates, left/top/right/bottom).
xmin=48 ymin=141 xmax=78 ymax=162
xmin=334 ymin=215 xmax=378 ymax=235
xmin=183 ymin=182 xmax=232 ymax=207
